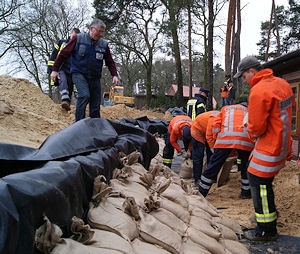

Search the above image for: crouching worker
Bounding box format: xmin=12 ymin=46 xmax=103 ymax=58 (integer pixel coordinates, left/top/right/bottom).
xmin=162 ymin=115 xmax=192 ymax=168
xmin=190 ymin=110 xmax=219 ymax=185
xmin=198 ymin=102 xmax=254 ymax=198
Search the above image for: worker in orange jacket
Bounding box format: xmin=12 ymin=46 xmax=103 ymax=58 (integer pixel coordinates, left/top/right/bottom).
xmin=234 ymin=56 xmax=295 ymax=241
xmin=162 ymin=115 xmax=192 ymax=168
xmin=220 ymin=83 xmax=229 ymax=107
xmin=191 ymin=110 xmax=219 ymax=184
xmin=198 ymin=102 xmax=254 ymax=198
xmin=206 ymin=111 xmax=220 ymax=149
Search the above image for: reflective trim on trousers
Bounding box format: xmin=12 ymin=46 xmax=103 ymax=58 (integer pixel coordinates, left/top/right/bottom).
xmin=248 ymin=172 xmax=277 ymax=227
xmin=241 ymin=178 xmax=250 ymax=191
xmin=162 ymin=158 xmax=172 ymax=164
xmin=255 ymin=211 xmax=277 ymax=223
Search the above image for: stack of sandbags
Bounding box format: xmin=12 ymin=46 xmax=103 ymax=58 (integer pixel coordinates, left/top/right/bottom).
xmin=35 ymin=151 xmax=249 ymax=254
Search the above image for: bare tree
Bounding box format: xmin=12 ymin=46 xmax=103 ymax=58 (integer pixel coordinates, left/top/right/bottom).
xmin=95 ymin=0 xmax=165 ymax=107
xmin=192 ymin=0 xmax=227 ymax=102
xmin=0 ymin=0 xmax=90 ymax=94
xmin=0 ymin=0 xmax=26 ymax=58
xmin=160 ymin=0 xmax=185 ymax=107
xmin=265 ymin=0 xmax=281 ymax=61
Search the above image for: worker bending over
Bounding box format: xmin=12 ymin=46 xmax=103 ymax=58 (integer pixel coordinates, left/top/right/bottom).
xmin=162 ymin=115 xmax=192 ymax=168
xmin=190 ymin=110 xmax=219 ymax=184
xmin=198 ymin=102 xmax=254 ymax=198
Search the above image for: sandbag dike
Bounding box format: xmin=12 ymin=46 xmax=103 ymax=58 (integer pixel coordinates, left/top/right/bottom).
xmin=0 ymin=117 xmax=249 ymax=254
xmin=35 ymin=150 xmax=249 ymax=254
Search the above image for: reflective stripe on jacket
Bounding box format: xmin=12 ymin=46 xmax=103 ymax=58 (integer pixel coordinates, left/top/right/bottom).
xmin=168 ymin=115 xmax=192 ymax=152
xmin=247 ymin=68 xmax=295 ymax=178
xmin=186 ymin=94 xmax=206 ymax=120
xmin=191 ymin=111 xmax=218 ymax=144
xmin=206 ymin=111 xmax=220 ymax=149
xmin=47 ymin=39 xmax=69 ymax=73
xmin=212 ymin=104 xmax=254 ymax=151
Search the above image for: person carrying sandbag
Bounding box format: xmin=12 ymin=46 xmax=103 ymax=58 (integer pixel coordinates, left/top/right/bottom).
xmin=162 ymin=115 xmax=192 ymax=168
xmin=198 ymin=102 xmax=254 ymax=199
xmin=190 ymin=110 xmax=219 ymax=185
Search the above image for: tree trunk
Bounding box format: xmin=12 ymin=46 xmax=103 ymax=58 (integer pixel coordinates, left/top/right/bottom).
xmin=168 ymin=2 xmax=184 ymax=107
xmin=188 ymin=4 xmax=193 ymax=99
xmin=225 ymin=0 xmax=235 ymax=77
xmin=207 ymin=0 xmax=214 ymax=110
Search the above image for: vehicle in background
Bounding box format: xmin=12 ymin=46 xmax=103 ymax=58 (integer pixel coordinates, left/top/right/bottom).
xmin=103 ymin=86 xmax=135 ymax=107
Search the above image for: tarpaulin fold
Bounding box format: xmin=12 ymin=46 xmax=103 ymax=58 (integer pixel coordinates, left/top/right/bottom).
xmin=0 ymin=117 xmax=165 ymax=254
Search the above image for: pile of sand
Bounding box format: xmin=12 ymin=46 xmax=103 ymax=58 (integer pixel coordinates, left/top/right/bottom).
xmin=0 ymin=74 xmax=299 ymax=237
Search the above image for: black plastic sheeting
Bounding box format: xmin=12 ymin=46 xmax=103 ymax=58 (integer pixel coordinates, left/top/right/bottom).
xmin=119 ymin=115 xmax=169 ymax=135
xmin=241 ymin=235 xmax=300 ymax=253
xmin=0 ymin=117 xmax=163 ymax=254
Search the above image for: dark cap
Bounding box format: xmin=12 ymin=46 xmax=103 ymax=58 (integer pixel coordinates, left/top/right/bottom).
xmin=182 ymin=125 xmax=191 ymax=142
xmin=199 ymin=87 xmax=209 ymax=97
xmin=233 ymin=56 xmax=261 ymax=79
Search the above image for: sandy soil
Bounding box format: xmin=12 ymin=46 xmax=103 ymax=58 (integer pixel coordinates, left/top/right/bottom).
xmin=0 ymin=75 xmax=299 ymax=237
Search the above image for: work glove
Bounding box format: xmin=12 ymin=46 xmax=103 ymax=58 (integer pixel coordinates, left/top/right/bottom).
xmin=182 ymin=151 xmax=191 ymax=159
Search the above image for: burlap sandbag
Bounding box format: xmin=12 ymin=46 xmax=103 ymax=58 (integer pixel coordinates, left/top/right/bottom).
xmin=87 ymin=196 xmax=139 ymax=241
xmin=179 ymin=159 xmax=193 ymax=179
xmin=109 ymin=178 xmax=149 ymax=207
xmin=180 ymin=238 xmax=211 ymax=254
xmin=212 ymin=215 xmax=243 ymax=234
xmin=159 ymin=181 xmax=189 ymax=209
xmin=138 ymin=210 xmax=182 ymax=254
xmin=215 ymin=222 xmax=238 ymax=240
xmin=159 ymin=196 xmax=190 ymax=223
xmin=186 ymin=195 xmax=219 ymax=217
xmin=113 ymin=162 xmax=152 ymax=187
xmin=219 ymin=239 xmax=250 ymax=254
xmin=132 ymin=238 xmax=172 ymax=254
xmin=88 ymin=228 xmax=135 ymax=254
xmin=50 ymin=238 xmax=124 ymax=254
xmin=186 ymin=227 xmax=226 ymax=254
xmin=150 ymin=207 xmax=187 ymax=236
xmin=190 ymin=207 xmax=213 ymax=221
xmin=189 ymin=215 xmax=222 ymax=240
xmin=113 ymin=165 xmax=144 ymax=185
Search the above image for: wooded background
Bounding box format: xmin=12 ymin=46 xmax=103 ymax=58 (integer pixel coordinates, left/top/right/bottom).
xmin=1 ymin=0 xmax=299 ymax=109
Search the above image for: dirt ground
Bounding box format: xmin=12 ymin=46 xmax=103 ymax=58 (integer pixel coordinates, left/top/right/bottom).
xmin=0 ymin=75 xmax=299 ymax=237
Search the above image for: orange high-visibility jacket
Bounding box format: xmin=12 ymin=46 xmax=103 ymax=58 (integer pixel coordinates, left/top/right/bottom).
xmin=205 ymin=111 xmax=220 ymax=149
xmin=191 ymin=111 xmax=219 ymax=144
xmin=212 ymin=104 xmax=254 ymax=151
xmin=168 ymin=115 xmax=192 ymax=152
xmin=247 ymin=68 xmax=295 ymax=178
xmin=221 ymin=84 xmax=229 ymax=98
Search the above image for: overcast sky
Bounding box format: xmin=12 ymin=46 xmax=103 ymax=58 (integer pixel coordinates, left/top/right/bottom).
xmin=239 ymin=0 xmax=289 ymax=58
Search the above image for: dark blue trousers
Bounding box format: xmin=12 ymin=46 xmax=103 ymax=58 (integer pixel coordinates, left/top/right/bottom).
xmin=198 ymin=148 xmax=250 ymax=197
xmin=192 ymin=138 xmax=212 ymax=183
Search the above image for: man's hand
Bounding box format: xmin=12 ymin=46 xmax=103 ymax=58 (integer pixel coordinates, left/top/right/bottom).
xmin=112 ymin=76 xmax=119 ymax=86
xmin=50 ymin=71 xmax=59 ymax=82
xmin=186 ymin=150 xmax=191 ymax=158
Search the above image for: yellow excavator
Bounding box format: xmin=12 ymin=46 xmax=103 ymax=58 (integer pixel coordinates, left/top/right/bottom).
xmin=103 ymin=85 xmax=135 ymax=107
